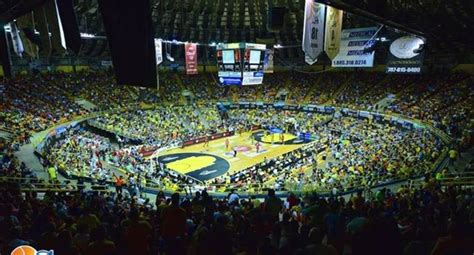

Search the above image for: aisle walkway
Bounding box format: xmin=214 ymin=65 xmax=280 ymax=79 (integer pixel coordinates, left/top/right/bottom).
xmin=14 ymin=143 xmax=49 ymax=179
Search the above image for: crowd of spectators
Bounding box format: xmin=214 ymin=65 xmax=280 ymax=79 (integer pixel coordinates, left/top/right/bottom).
xmin=0 ymin=177 xmax=472 ymax=255
xmin=1 ymin=70 xmax=473 ymax=254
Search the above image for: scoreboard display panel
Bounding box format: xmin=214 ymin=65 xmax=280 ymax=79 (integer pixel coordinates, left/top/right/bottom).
xmin=217 ymin=43 xmax=266 ymax=86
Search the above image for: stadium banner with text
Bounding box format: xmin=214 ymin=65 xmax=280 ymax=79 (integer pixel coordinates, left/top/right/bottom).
xmin=302 ymin=0 xmax=326 ymax=65
xmin=155 ymin=39 xmax=163 ymax=65
xmin=332 ymin=27 xmax=377 ymax=67
xmin=386 ymin=36 xmax=424 ymax=74
xmin=324 ymin=6 xmax=343 ymax=60
xmin=263 ymin=49 xmax=274 ymax=73
xmin=185 ymin=42 xmax=198 ymax=75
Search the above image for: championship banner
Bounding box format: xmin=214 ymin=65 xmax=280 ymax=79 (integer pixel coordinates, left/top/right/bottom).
xmin=332 ymin=27 xmax=377 ymax=67
xmin=324 ymin=6 xmax=343 ymax=60
xmin=185 ymin=42 xmax=198 ymax=75
xmin=302 ymin=0 xmax=326 ymax=65
xmin=263 ymin=49 xmax=274 ymax=73
xmin=155 ymin=39 xmax=163 ymax=65
xmin=16 ymin=13 xmax=39 ymax=58
xmin=9 ymin=22 xmax=24 ymax=57
xmin=386 ymin=36 xmax=424 ymax=74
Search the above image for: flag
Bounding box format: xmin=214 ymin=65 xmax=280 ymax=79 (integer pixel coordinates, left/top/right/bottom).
xmin=324 ymin=6 xmax=343 ymax=60
xmin=263 ymin=49 xmax=274 ymax=73
xmin=185 ymin=42 xmax=198 ymax=75
xmin=302 ymin=0 xmax=325 ymax=65
xmin=155 ymin=39 xmax=163 ymax=65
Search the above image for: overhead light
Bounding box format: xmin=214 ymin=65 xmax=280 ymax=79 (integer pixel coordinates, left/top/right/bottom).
xmin=80 ymin=33 xmax=95 ymax=38
xmin=274 ymin=44 xmax=282 ymax=48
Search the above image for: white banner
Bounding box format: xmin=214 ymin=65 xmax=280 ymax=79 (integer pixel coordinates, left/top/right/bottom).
xmin=9 ymin=22 xmax=24 ymax=57
xmin=302 ymin=0 xmax=326 ymax=65
xmin=154 ymin=39 xmax=163 ymax=65
xmin=332 ymin=27 xmax=377 ymax=67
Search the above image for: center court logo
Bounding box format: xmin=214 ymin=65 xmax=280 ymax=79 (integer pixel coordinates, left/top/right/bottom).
xmin=11 ymin=245 xmax=54 ymax=255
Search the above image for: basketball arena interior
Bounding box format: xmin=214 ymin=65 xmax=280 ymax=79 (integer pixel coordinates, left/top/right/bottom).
xmin=0 ymin=0 xmax=473 ymax=255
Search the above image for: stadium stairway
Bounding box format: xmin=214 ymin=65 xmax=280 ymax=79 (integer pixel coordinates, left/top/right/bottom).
xmin=321 ymin=75 xmax=351 ymax=105
xmin=14 ymin=143 xmax=49 ymax=179
xmin=0 ymin=128 xmax=13 ymax=140
xmin=303 ymin=75 xmax=322 ymax=104
xmin=374 ymin=94 xmax=397 ymax=111
xmin=75 ymin=98 xmax=97 ymax=111
xmin=173 ymin=74 xmax=188 ymax=104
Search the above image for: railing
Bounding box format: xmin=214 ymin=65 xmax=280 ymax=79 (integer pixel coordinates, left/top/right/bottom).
xmin=439 ymin=172 xmax=474 ymax=187
xmin=0 ymin=176 xmax=109 ymax=192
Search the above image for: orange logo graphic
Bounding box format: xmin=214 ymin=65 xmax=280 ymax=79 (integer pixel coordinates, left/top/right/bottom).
xmin=11 ymin=245 xmax=36 ymax=255
xmin=11 ymin=245 xmax=54 ymax=255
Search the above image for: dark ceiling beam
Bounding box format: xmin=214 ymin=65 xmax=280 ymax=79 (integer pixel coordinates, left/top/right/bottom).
xmin=0 ymin=0 xmax=48 ymax=22
xmin=317 ymin=0 xmax=426 ymax=38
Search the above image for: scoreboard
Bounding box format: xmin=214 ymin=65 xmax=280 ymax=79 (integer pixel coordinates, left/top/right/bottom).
xmin=217 ymin=43 xmax=266 ymax=85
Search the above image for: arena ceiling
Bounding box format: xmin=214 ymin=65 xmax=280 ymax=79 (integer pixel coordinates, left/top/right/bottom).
xmin=0 ymin=0 xmax=472 ymax=55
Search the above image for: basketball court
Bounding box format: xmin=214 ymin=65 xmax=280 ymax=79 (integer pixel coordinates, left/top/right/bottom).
xmin=153 ymin=130 xmax=309 ymax=181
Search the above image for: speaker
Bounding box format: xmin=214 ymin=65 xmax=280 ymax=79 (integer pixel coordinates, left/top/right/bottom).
xmin=99 ymin=0 xmax=157 ymax=88
xmin=267 ymin=7 xmax=285 ymax=31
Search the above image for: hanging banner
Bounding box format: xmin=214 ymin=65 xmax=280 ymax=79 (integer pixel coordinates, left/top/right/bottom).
xmin=324 ymin=6 xmax=343 ymax=60
xmin=16 ymin=13 xmax=39 ymax=58
xmin=185 ymin=42 xmax=198 ymax=75
xmin=33 ymin=7 xmax=52 ymax=58
xmin=386 ymin=36 xmax=424 ymax=73
xmin=9 ymin=22 xmax=24 ymax=57
xmin=302 ymin=0 xmax=326 ymax=65
xmin=263 ymin=49 xmax=274 ymax=73
xmin=332 ymin=27 xmax=377 ymax=67
xmin=155 ymin=39 xmax=163 ymax=65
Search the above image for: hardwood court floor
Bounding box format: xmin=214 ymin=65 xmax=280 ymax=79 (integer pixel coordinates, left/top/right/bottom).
xmin=156 ymin=131 xmax=305 ymax=177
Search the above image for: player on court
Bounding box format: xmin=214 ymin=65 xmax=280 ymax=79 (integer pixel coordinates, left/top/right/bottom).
xmin=203 ymin=136 xmax=210 ymax=150
xmin=225 ymin=138 xmax=230 ymax=150
xmin=256 ymin=142 xmax=261 ymax=153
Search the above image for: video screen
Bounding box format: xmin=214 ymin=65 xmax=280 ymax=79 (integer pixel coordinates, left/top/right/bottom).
xmin=250 ymin=50 xmax=262 ymax=64
xmin=222 ymin=50 xmax=235 ymax=64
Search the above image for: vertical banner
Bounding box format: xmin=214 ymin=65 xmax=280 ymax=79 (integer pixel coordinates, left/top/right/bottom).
xmin=16 ymin=13 xmax=39 ymax=58
xmin=263 ymin=49 xmax=274 ymax=73
xmin=302 ymin=0 xmax=326 ymax=65
xmin=324 ymin=6 xmax=343 ymax=60
xmin=9 ymin=22 xmax=24 ymax=57
xmin=155 ymin=39 xmax=163 ymax=65
xmin=386 ymin=36 xmax=424 ymax=73
xmin=185 ymin=42 xmax=198 ymax=75
xmin=332 ymin=27 xmax=377 ymax=67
